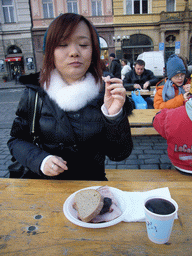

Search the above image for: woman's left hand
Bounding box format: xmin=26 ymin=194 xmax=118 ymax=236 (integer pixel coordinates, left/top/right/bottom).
xmin=103 ymin=76 xmax=126 ymax=115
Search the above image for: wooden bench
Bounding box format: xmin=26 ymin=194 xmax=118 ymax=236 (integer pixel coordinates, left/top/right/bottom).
xmin=131 ymin=127 xmax=159 ymax=136
xmin=128 ymin=109 xmax=160 ymax=136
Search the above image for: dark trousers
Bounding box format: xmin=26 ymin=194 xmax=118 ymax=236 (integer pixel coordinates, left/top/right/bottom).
xmin=144 ymin=97 xmax=154 ymax=109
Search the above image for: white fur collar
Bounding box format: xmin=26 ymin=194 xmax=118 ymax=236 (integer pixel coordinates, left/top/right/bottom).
xmin=45 ymin=69 xmax=100 ymax=111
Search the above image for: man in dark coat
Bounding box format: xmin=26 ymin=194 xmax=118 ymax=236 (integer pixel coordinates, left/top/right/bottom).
xmin=123 ymin=59 xmax=158 ymax=91
xmin=109 ymin=53 xmax=121 ymax=79
xmin=123 ymin=59 xmax=159 ymax=108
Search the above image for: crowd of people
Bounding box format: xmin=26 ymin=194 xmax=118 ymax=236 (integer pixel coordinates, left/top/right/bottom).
xmin=7 ymin=13 xmax=192 ymax=178
xmin=106 ymin=52 xmax=192 ymax=173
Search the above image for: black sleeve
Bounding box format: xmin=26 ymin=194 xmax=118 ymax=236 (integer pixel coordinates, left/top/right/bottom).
xmin=147 ymin=70 xmax=159 ymax=86
xmin=7 ymin=88 xmax=49 ymax=176
xmin=103 ymin=109 xmax=133 ymax=162
xmin=123 ymin=71 xmax=135 ymax=91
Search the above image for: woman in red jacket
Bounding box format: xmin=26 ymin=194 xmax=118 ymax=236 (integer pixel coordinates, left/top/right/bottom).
xmin=154 ymin=54 xmax=191 ymax=109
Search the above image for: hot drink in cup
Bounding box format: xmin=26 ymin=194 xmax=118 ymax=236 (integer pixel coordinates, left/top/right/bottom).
xmin=144 ymin=196 xmax=178 ymax=244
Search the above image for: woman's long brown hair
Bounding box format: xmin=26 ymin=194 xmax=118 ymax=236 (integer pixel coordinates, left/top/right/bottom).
xmin=40 ymin=13 xmax=102 ymax=88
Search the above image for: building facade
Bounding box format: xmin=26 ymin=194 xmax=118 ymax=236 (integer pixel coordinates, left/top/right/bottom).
xmin=1 ymin=0 xmax=191 ymax=81
xmin=0 ymin=0 xmax=35 ymax=81
xmin=113 ymin=0 xmax=192 ymax=66
xmin=30 ymin=0 xmax=114 ymax=72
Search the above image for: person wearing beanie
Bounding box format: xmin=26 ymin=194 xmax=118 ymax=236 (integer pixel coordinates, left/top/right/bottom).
xmin=109 ymin=53 xmax=121 ymax=79
xmin=153 ymin=97 xmax=192 ymax=174
xmin=154 ymin=54 xmax=191 ymax=109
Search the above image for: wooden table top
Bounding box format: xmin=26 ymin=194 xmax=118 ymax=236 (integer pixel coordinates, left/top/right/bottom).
xmin=126 ymin=90 xmax=154 ymax=96
xmin=1 ymin=169 xmax=192 ymax=255
xmin=128 ymin=109 xmax=160 ymax=126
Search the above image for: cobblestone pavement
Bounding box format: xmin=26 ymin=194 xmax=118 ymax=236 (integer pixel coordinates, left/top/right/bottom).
xmin=0 ymin=81 xmax=172 ymax=178
xmin=105 ymin=136 xmax=171 ymax=170
xmin=0 ymin=129 xmax=12 ymax=178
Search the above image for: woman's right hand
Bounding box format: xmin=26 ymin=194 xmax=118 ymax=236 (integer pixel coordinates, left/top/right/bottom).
xmin=42 ymin=156 xmax=68 ymax=176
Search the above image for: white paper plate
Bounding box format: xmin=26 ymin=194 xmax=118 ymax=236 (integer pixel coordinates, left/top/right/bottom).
xmin=63 ymin=186 xmax=128 ymax=228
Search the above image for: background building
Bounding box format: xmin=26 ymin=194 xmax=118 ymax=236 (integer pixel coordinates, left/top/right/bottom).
xmin=113 ymin=0 xmax=192 ymax=66
xmin=0 ymin=0 xmax=35 ymax=81
xmin=1 ymin=0 xmax=192 ymax=80
xmin=30 ymin=0 xmax=114 ymax=72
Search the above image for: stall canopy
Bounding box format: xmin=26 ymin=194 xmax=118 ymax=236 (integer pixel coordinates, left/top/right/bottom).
xmin=5 ymin=57 xmax=22 ymax=62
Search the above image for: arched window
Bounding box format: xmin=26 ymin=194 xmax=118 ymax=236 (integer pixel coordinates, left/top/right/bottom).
xmin=99 ymin=37 xmax=108 ymax=49
xmin=7 ymin=45 xmax=22 ymax=54
xmin=121 ymin=34 xmax=153 ymax=65
xmin=99 ymin=37 xmax=108 ymax=60
xmin=123 ymin=34 xmax=152 ymax=47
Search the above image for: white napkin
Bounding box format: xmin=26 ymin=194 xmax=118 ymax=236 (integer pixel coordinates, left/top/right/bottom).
xmin=122 ymin=187 xmax=176 ymax=222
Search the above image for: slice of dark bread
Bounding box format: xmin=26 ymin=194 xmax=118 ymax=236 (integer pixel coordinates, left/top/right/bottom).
xmin=74 ymin=189 xmax=104 ymax=222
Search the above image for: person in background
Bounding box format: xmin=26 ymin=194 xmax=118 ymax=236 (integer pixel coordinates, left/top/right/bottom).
xmin=153 ymin=96 xmax=192 ymax=174
xmin=123 ymin=59 xmax=158 ymax=108
xmin=154 ymin=54 xmax=191 ymax=109
xmin=109 ymin=53 xmax=121 ymax=79
xmin=7 ymin=13 xmax=133 ymax=180
xmin=100 ymin=59 xmax=111 ymax=78
xmin=121 ymin=59 xmax=131 ymax=80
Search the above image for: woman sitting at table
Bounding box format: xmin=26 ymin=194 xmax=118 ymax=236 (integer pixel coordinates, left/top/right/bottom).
xmin=7 ymin=13 xmax=133 ymax=180
xmin=154 ymin=54 xmax=191 ymax=109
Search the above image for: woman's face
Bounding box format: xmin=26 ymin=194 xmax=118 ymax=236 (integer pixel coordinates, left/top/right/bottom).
xmin=54 ymin=21 xmax=92 ymax=84
xmin=171 ymin=73 xmax=185 ymax=87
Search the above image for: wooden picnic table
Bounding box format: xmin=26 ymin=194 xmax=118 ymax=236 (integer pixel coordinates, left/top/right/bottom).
xmin=129 ymin=109 xmax=160 ymax=126
xmin=1 ymin=168 xmax=192 ymax=255
xmin=128 ymin=109 xmax=160 ymax=136
xmin=126 ymin=90 xmax=154 ymax=96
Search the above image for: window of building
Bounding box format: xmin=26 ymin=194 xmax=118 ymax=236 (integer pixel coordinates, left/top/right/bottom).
xmin=42 ymin=0 xmax=54 ymax=18
xmin=92 ymin=0 xmax=102 ymax=16
xmin=126 ymin=0 xmax=148 ymax=14
xmin=2 ymin=0 xmax=15 ymax=23
xmin=7 ymin=45 xmax=22 ymax=54
xmin=166 ymin=0 xmax=175 ymax=12
xmin=67 ymin=0 xmax=78 ymax=13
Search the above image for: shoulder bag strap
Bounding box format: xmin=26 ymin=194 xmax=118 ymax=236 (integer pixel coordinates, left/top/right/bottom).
xmin=28 ymin=89 xmax=42 ymax=144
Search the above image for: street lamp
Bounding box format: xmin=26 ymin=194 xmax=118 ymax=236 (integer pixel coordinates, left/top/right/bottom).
xmin=113 ymin=35 xmax=130 ymax=42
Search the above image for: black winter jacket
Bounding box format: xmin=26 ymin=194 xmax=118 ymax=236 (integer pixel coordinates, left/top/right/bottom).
xmin=123 ymin=68 xmax=159 ymax=91
xmin=109 ymin=58 xmax=121 ymax=79
xmin=8 ymin=73 xmax=133 ymax=180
